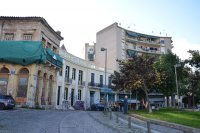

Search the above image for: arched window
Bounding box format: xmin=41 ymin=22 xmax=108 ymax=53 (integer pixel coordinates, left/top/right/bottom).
xmin=0 ymin=67 xmax=9 ymax=95
xmin=17 ymin=68 xmax=29 ymax=98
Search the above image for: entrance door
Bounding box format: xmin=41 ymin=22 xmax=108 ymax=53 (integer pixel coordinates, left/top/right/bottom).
xmin=71 ymin=89 xmax=74 ymax=106
xmin=90 ymin=91 xmax=95 ymax=106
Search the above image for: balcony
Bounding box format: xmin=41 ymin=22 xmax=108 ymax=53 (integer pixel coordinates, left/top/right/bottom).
xmin=46 ymin=48 xmax=63 ymax=68
xmin=78 ymin=81 xmax=85 ymax=86
xmin=126 ymin=36 xmax=160 ymax=45
xmin=65 ymin=78 xmax=72 ymax=84
xmin=88 ymin=82 xmax=95 ymax=87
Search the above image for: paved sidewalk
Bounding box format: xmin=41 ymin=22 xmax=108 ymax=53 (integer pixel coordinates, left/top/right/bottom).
xmin=88 ymin=111 xmax=146 ymax=133
xmin=60 ymin=111 xmax=119 ymax=133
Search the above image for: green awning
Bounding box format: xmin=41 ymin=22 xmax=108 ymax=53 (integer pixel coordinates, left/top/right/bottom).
xmin=46 ymin=48 xmax=63 ymax=68
xmin=127 ymin=49 xmax=137 ymax=57
xmin=0 ymin=41 xmax=46 ymax=66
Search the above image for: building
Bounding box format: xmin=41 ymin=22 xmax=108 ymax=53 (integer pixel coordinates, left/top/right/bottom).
xmin=94 ymin=22 xmax=173 ymax=71
xmin=58 ymin=46 xmax=115 ymax=109
xmin=85 ymin=43 xmax=95 ymax=61
xmin=0 ymin=16 xmax=63 ymax=108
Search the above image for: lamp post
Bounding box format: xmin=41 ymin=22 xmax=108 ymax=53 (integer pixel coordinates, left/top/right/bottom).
xmin=174 ymin=64 xmax=181 ymax=107
xmin=101 ymin=47 xmax=108 ymax=103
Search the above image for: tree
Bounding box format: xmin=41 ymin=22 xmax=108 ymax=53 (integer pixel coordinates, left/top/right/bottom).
xmin=183 ymin=50 xmax=200 ymax=107
xmin=154 ymin=51 xmax=183 ymax=106
xmin=186 ymin=50 xmax=200 ymax=69
xmin=113 ymin=54 xmax=158 ymax=113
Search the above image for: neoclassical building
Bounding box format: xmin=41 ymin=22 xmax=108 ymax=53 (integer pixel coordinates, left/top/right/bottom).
xmin=0 ymin=16 xmax=63 ymax=108
xmin=57 ymin=47 xmax=114 ymax=109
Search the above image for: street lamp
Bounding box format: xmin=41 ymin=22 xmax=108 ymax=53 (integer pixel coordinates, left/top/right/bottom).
xmin=101 ymin=48 xmax=108 ymax=102
xmin=174 ymin=64 xmax=181 ymax=107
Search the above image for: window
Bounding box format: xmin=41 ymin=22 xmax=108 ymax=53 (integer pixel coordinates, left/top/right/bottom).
xmin=160 ymin=40 xmax=165 ymax=44
xmin=78 ymin=70 xmax=83 ymax=84
xmin=78 ymin=90 xmax=81 ymax=100
xmin=65 ymin=66 xmax=70 ymax=79
xmin=64 ymin=88 xmax=68 ymax=100
xmin=0 ymin=67 xmax=9 ymax=95
xmin=23 ymin=34 xmax=33 ymax=41
xmin=42 ymin=38 xmax=46 ymax=48
xmin=72 ymin=68 xmax=76 ymax=80
xmin=108 ymin=76 xmax=112 ymax=88
xmin=59 ymin=70 xmax=62 ymax=76
xmin=47 ymin=42 xmax=52 ymax=49
xmin=4 ymin=33 xmax=14 ymax=40
xmin=57 ymin=86 xmax=61 ymax=105
xmin=53 ymin=46 xmax=57 ymax=53
xmin=91 ymin=73 xmax=95 ymax=85
xmin=17 ymin=68 xmax=29 ymax=98
xmin=100 ymin=75 xmax=103 ymax=87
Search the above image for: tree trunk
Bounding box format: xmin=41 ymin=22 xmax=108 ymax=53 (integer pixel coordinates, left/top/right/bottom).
xmin=188 ymin=96 xmax=191 ymax=108
xmin=167 ymin=96 xmax=169 ymax=107
xmin=143 ymin=79 xmax=152 ymax=113
xmin=192 ymin=94 xmax=195 ymax=109
xmin=171 ymin=94 xmax=175 ymax=107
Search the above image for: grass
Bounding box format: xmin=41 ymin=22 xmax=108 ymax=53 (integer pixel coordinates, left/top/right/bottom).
xmin=129 ymin=108 xmax=200 ymax=128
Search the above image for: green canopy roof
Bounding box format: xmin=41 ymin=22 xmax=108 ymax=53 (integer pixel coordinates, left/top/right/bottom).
xmin=0 ymin=41 xmax=46 ymax=66
xmin=0 ymin=41 xmax=63 ymax=68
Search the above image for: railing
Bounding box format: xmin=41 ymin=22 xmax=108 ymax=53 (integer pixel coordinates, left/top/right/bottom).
xmin=65 ymin=78 xmax=72 ymax=84
xmin=126 ymin=36 xmax=160 ymax=45
xmin=78 ymin=81 xmax=85 ymax=86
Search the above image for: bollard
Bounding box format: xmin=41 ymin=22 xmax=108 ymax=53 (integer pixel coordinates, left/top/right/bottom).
xmin=109 ymin=111 xmax=112 ymax=120
xmin=147 ymin=121 xmax=151 ymax=133
xmin=116 ymin=113 xmax=119 ymax=123
xmin=128 ymin=117 xmax=131 ymax=129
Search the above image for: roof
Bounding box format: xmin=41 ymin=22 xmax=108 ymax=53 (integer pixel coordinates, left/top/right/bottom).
xmin=0 ymin=16 xmax=64 ymax=40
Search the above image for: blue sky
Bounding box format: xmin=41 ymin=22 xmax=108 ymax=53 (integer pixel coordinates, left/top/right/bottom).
xmin=0 ymin=0 xmax=199 ymax=59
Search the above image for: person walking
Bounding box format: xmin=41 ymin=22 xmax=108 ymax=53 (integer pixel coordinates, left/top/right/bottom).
xmin=124 ymin=95 xmax=128 ymax=114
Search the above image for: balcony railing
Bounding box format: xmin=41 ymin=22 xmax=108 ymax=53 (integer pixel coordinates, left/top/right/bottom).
xmin=78 ymin=81 xmax=85 ymax=86
xmin=126 ymin=36 xmax=160 ymax=45
xmin=65 ymin=78 xmax=72 ymax=84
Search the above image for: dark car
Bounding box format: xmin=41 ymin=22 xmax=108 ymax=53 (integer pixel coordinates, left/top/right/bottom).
xmin=0 ymin=95 xmax=15 ymax=110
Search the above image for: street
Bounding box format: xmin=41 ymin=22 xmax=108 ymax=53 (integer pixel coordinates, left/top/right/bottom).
xmin=0 ymin=109 xmax=136 ymax=133
xmin=0 ymin=109 xmax=185 ymax=133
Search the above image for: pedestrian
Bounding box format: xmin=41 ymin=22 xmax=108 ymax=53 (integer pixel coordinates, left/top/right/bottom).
xmin=124 ymin=95 xmax=128 ymax=114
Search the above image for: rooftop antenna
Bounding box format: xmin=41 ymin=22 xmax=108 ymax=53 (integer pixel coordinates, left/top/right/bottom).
xmin=134 ymin=24 xmax=136 ymax=31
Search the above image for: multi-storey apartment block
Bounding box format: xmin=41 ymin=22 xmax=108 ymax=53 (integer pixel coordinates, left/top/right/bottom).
xmin=95 ymin=22 xmax=173 ymax=71
xmin=0 ymin=16 xmax=63 ymax=108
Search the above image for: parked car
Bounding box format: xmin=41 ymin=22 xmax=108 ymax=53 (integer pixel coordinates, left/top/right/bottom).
xmin=74 ymin=101 xmax=84 ymax=110
xmin=0 ymin=95 xmax=15 ymax=110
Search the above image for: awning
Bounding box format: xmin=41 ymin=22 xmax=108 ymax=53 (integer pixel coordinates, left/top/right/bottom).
xmin=127 ymin=49 xmax=137 ymax=57
xmin=100 ymin=87 xmax=113 ymax=93
xmin=46 ymin=48 xmax=63 ymax=68
xmin=126 ymin=31 xmax=138 ymax=37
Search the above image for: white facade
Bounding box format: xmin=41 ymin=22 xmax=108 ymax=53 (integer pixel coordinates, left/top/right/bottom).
xmin=57 ymin=49 xmax=114 ymax=109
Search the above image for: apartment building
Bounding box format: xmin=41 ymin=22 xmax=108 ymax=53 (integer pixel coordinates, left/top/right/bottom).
xmin=95 ymin=22 xmax=173 ymax=71
xmin=0 ymin=16 xmax=63 ymax=108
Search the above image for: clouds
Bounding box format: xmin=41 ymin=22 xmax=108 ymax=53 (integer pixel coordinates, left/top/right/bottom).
xmin=172 ymin=38 xmax=200 ymax=60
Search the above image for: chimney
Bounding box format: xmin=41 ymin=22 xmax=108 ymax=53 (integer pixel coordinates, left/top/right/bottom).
xmin=56 ymin=31 xmax=61 ymax=35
